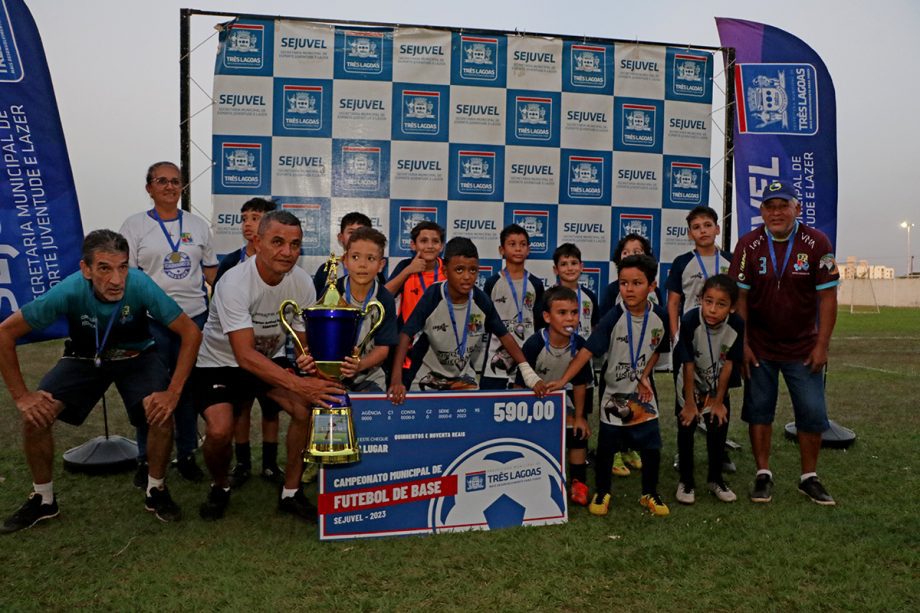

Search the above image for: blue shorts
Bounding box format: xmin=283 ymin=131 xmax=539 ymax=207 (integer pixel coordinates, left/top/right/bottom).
xmin=742 ymin=359 xmax=830 ymax=433
xmin=39 ymin=349 xmax=169 ymax=427
xmin=597 ymin=419 xmax=662 ymax=452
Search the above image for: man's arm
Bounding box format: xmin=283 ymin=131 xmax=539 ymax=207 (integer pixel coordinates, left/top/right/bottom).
xmin=0 ymin=313 xmax=58 ymax=428
xmin=144 ymin=313 xmax=202 ymax=425
xmin=805 ymin=287 xmax=837 ymax=373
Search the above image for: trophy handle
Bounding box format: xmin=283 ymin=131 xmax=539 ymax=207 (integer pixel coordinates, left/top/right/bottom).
xmin=355 ymin=299 xmax=385 ymax=356
xmin=279 ymin=299 xmax=308 ymax=357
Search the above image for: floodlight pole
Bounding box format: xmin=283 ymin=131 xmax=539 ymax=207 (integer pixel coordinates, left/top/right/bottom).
xmin=901 ymin=221 xmax=914 ymax=277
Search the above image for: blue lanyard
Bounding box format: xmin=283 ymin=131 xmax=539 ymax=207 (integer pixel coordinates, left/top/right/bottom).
xmin=626 ymin=303 xmax=650 ymax=371
xmin=94 ymin=296 xmax=126 ymax=367
xmin=443 ymin=283 xmax=473 ymax=360
xmin=503 ymin=268 xmax=529 ymax=325
xmin=693 ymin=249 xmax=720 ymax=281
xmin=542 ymin=328 xmax=576 ymax=357
xmin=766 ymin=221 xmax=798 ymax=289
xmin=418 ymin=262 xmax=440 ymax=293
xmin=239 ymin=245 xmax=247 ymax=263
xmin=150 ymin=209 xmax=183 ymax=254
xmin=345 ymin=277 xmax=375 ymax=311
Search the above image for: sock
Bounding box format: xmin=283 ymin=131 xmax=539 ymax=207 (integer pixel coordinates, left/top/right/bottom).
xmin=235 ymin=442 xmax=251 ymax=467
xmin=281 ymin=487 xmax=298 ymax=499
xmin=212 ymin=483 xmax=231 ymax=493
xmin=800 ymin=472 xmax=817 ymax=482
xmin=757 ymin=469 xmax=773 ymax=479
xmin=570 ymin=463 xmax=587 ymax=483
xmin=33 ymin=481 xmax=53 ymax=505
xmin=262 ymin=442 xmax=279 ymax=468
xmin=146 ymin=476 xmax=165 ymax=496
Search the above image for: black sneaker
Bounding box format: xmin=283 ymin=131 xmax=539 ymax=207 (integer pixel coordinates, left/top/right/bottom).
xmin=261 ymin=464 xmax=286 ymax=485
xmin=278 ymin=489 xmax=317 ymax=523
xmin=133 ymin=461 xmax=149 ymax=489
xmin=750 ymin=473 xmax=774 ymax=503
xmin=228 ymin=463 xmax=251 ymax=489
xmin=798 ymin=476 xmax=836 ymax=506
xmin=145 ymin=487 xmax=182 ymax=522
xmin=199 ymin=485 xmax=231 ymax=520
xmin=175 ymin=454 xmax=205 ymax=482
xmin=0 ymin=493 xmax=60 ymax=534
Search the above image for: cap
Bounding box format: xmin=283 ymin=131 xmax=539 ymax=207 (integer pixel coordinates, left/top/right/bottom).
xmin=761 ymin=179 xmax=799 ymax=203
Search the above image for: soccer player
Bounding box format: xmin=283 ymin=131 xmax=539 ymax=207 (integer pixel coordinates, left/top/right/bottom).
xmin=384 ymin=220 xmax=445 ymax=327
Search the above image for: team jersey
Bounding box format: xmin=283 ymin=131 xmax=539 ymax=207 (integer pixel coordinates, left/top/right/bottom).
xmin=666 ymin=249 xmax=732 ymax=315
xmin=728 ymin=222 xmax=840 ymax=361
xmin=585 ymin=302 xmax=670 ymax=426
xmin=334 ymin=276 xmax=399 ymax=390
xmin=20 ymin=269 xmax=182 ymax=358
xmin=403 ymin=282 xmax=508 ymax=390
xmin=197 ymin=257 xmax=315 ymax=368
xmin=515 ymin=330 xmax=592 ymax=411
xmin=388 ymin=257 xmax=445 ymax=325
xmin=673 ymin=308 xmax=744 ymax=408
xmin=481 ymin=270 xmax=545 ymax=381
xmin=314 ymin=257 xmax=386 ymax=296
xmin=598 ymin=282 xmax=664 ymax=320
xmin=119 ymin=209 xmax=217 ymax=317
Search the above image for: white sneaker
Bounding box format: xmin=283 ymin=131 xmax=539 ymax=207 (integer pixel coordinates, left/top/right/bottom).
xmin=708 ymin=481 xmax=737 ymax=502
xmin=675 ymin=482 xmax=695 ymax=505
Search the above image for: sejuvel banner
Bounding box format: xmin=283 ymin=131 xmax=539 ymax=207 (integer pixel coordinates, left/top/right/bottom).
xmin=0 ymin=0 xmax=82 ymax=341
xmin=715 ymin=17 xmax=838 ymax=245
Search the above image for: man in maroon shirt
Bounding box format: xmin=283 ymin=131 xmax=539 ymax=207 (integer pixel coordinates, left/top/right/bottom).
xmin=729 ymin=179 xmax=840 ymax=506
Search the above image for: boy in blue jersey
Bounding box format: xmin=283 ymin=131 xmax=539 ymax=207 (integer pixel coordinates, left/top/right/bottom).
xmin=549 ymin=254 xmax=671 ymax=517
xmin=516 ymin=286 xmax=593 ymax=506
xmin=480 ymin=224 xmax=545 ymax=389
xmin=0 ymin=230 xmax=202 ymax=532
xmin=673 ymin=275 xmax=744 ymax=504
xmin=387 ymin=237 xmax=545 ymax=401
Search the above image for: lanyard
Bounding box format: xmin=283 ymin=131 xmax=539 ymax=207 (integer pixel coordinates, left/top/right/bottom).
xmin=626 ymin=303 xmax=650 ymax=372
xmin=503 ymin=268 xmax=529 ymax=325
xmin=417 ymin=262 xmax=440 ymax=293
xmin=443 ymin=283 xmax=473 ymax=361
xmin=150 ymin=209 xmax=183 ymax=254
xmin=542 ymin=328 xmax=576 ymax=357
xmin=239 ymin=245 xmax=247 ymax=263
xmin=766 ymin=221 xmax=798 ymax=289
xmin=694 ymin=249 xmax=720 ymax=281
xmin=94 ymin=296 xmax=126 ymax=367
xmin=345 ymin=277 xmax=375 ymax=311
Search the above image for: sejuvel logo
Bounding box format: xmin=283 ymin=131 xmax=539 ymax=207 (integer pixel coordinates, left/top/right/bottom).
xmin=401 ymin=90 xmax=440 ymax=135
xmin=460 ymin=36 xmax=499 ymax=81
xmin=669 ymin=162 xmax=703 ymax=205
xmin=399 ymin=207 xmax=438 ymax=250
xmin=621 ymin=104 xmax=656 ymax=147
xmin=222 ymin=143 xmax=262 ymax=189
xmin=282 ymin=203 xmax=323 ymax=251
xmin=672 ymin=53 xmax=707 ymax=97
xmin=514 ymin=96 xmax=552 ymax=141
xmin=458 ymin=150 xmax=495 ymax=195
xmin=568 ymin=156 xmax=603 ymax=199
xmin=342 ymin=146 xmax=381 ymax=191
xmin=223 ymin=24 xmax=264 ymax=70
xmin=736 ymin=63 xmax=819 ymax=135
xmin=620 ymin=213 xmax=653 ymax=239
xmin=571 ymin=45 xmax=605 ymax=89
xmin=513 ymin=210 xmax=549 ymax=254
xmin=465 ymin=471 xmax=486 ymax=492
xmin=283 ymin=85 xmax=323 ymax=131
xmin=343 ymin=31 xmax=384 ymax=75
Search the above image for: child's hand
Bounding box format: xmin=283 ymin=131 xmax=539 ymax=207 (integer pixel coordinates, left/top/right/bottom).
xmin=637 ymin=375 xmax=654 ymax=403
xmin=710 ymin=401 xmax=728 ymax=426
xmin=339 ymin=348 xmax=361 ymax=379
xmin=387 ymin=382 xmax=406 ymax=405
xmin=679 ymin=401 xmax=700 ymax=427
xmin=573 ymin=416 xmax=591 ymax=439
xmin=532 ymin=380 xmax=547 ymax=397
xmin=406 ymin=255 xmax=428 ymax=275
xmin=544 ymin=380 xmax=564 ymax=393
xmin=296 ymin=351 xmax=317 ymax=375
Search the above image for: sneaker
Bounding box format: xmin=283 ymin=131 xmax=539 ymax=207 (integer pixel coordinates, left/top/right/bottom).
xmin=199 ymin=485 xmax=231 ymax=520
xmin=262 ymin=464 xmax=287 ymax=485
xmin=624 ymin=450 xmax=643 ymax=470
xmin=588 ymin=492 xmax=611 ymax=516
xmin=750 ymin=474 xmax=774 ymax=503
xmin=708 ymin=480 xmax=737 ymax=503
xmin=675 ymin=482 xmax=696 ymax=505
xmin=570 ymin=479 xmax=589 ymax=506
xmin=798 ymin=476 xmax=836 ymax=506
xmin=612 ymin=453 xmax=631 ymax=477
xmin=145 ymin=487 xmax=182 ymax=522
xmin=228 ymin=463 xmax=251 ymax=489
xmin=278 ymin=489 xmax=317 ymax=523
xmin=175 ymin=454 xmax=205 ymax=483
xmin=722 ymin=458 xmax=737 ymax=474
xmin=673 ymin=452 xmax=680 ymax=472
xmin=133 ymin=461 xmax=148 ymax=489
xmin=0 ymin=493 xmax=60 ymax=534
xmin=639 ymin=493 xmax=670 ymax=517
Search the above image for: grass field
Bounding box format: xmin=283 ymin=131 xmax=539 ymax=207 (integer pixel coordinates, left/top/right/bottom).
xmin=0 ymin=308 xmax=917 ymax=611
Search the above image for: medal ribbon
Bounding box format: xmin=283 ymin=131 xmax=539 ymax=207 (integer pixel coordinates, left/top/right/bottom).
xmin=150 ymin=209 xmax=183 ymax=255
xmin=239 ymin=245 xmax=247 ymax=263
xmin=693 ymin=249 xmax=720 ymax=281
xmin=766 ymin=221 xmax=798 ymax=289
xmin=417 ymin=261 xmax=440 ymax=293
xmin=626 ymin=303 xmax=650 ymax=372
xmin=94 ymin=296 xmax=126 ymax=366
xmin=701 ymin=309 xmax=720 ymax=392
xmin=503 ymin=268 xmax=529 ymax=328
xmin=443 ymin=283 xmax=473 ymax=365
xmin=345 ymin=277 xmax=375 ymax=311
xmin=542 ymin=327 xmax=577 ymax=357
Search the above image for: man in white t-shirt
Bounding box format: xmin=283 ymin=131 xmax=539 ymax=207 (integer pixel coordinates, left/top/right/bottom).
xmin=192 ymin=211 xmax=343 ymax=523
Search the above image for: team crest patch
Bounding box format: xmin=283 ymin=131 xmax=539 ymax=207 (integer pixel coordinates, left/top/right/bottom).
xmin=649 ymin=327 xmax=663 ymax=351
xmin=793 ymin=253 xmax=809 ymax=272
xmin=819 ymin=254 xmax=838 ymax=274
xmin=468 ymin=313 xmax=484 ymax=334
xmin=180 ymin=232 xmax=193 ymax=244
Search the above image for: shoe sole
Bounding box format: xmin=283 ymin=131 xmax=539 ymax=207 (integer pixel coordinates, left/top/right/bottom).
xmin=640 ymin=501 xmax=670 ymax=516
xmin=0 ymin=510 xmax=60 ymax=534
xmin=798 ymin=488 xmax=836 ymax=506
xmin=750 ymin=495 xmax=772 ymax=503
xmin=676 ymin=497 xmax=695 ymax=505
xmin=145 ymin=506 xmax=182 ymax=523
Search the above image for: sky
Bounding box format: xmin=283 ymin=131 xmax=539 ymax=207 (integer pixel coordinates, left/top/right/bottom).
xmin=24 ymin=0 xmax=920 ymax=274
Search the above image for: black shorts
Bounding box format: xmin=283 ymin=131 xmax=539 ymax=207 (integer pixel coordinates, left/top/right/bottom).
xmin=192 ymin=358 xmax=292 ymax=417
xmin=39 ymin=350 xmax=169 ymax=428
xmin=597 ymin=419 xmax=662 ymax=452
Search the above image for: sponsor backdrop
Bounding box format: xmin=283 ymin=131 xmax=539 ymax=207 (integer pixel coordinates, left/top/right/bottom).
xmin=716 ymin=18 xmax=838 ymax=245
xmin=211 ymin=18 xmax=716 ymax=286
xmin=0 ymin=0 xmax=83 ymax=341
xmin=317 ymin=391 xmax=566 ymax=540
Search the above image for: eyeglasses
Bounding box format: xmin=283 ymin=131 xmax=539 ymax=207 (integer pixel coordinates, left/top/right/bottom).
xmin=150 ymin=177 xmax=182 ymax=187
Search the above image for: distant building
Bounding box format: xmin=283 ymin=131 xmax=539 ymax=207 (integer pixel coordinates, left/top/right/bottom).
xmin=842 ymin=256 xmax=894 ymax=280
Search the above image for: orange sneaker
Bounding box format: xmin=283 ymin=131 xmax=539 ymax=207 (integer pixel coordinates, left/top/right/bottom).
xmin=570 ymin=479 xmax=589 ymax=506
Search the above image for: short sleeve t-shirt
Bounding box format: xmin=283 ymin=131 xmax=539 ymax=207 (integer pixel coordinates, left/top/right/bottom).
xmin=728 ymin=222 xmax=840 ymax=361
xmin=334 ymin=276 xmax=399 ymax=390
xmin=120 ymin=210 xmax=218 ymax=317
xmin=586 ymin=302 xmax=670 ymax=426
xmin=21 ymin=269 xmax=182 ymax=358
xmin=403 ymin=282 xmax=508 ymax=390
xmin=481 ymin=270 xmax=545 ymax=380
xmin=673 ymin=308 xmax=744 ymax=408
xmin=197 ymin=258 xmax=315 ymax=368
xmin=515 ymin=330 xmax=592 ymax=411
xmin=665 ymin=249 xmax=732 ymax=315
xmin=388 ymin=257 xmax=445 ymax=325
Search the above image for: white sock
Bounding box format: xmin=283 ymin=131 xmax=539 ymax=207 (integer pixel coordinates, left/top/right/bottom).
xmin=800 ymin=472 xmax=817 ymax=483
xmin=33 ymin=481 xmax=54 ymax=505
xmin=756 ymin=469 xmax=773 ymax=479
xmin=281 ymin=487 xmax=298 ymax=499
xmin=146 ymin=476 xmax=165 ymax=496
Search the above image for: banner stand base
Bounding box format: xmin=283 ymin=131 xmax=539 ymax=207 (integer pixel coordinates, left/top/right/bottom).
xmin=62 ymin=436 xmax=138 ymax=474
xmin=783 ymin=420 xmax=857 ymax=449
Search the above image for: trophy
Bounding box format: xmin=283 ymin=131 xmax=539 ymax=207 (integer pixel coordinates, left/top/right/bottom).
xmin=280 ymin=254 xmax=384 ymax=465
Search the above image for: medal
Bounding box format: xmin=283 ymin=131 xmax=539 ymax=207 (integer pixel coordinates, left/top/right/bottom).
xmin=514 ymin=323 xmax=526 ymax=339
xmin=626 ymin=303 xmax=650 ymax=379
xmin=169 ymin=252 xmax=182 ymax=264
xmin=94 ymin=357 xmax=103 ymax=369
xmin=150 ymin=208 xmax=184 ymax=269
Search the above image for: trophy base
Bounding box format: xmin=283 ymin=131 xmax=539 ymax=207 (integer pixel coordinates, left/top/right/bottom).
xmin=304 ymin=397 xmax=361 ymax=466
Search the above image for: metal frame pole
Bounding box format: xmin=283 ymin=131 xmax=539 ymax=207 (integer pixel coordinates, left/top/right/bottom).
xmin=721 ymin=47 xmax=736 ymax=251
xmin=179 ymin=9 xmax=191 ymax=213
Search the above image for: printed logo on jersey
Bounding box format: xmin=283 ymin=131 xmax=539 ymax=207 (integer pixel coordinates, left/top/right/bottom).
xmin=0 ymin=4 xmax=23 ymax=83
xmin=735 ymin=63 xmax=818 ymax=135
xmin=222 ymin=23 xmax=266 ymax=71
xmin=793 ymin=253 xmax=809 ymax=272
